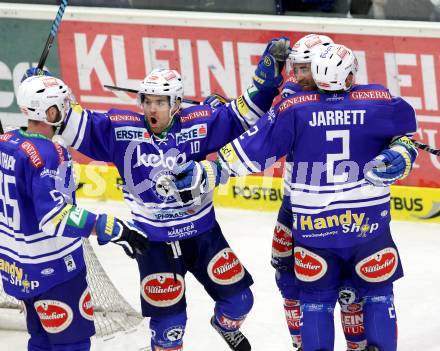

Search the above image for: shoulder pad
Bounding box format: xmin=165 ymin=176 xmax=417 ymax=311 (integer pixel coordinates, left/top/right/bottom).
xmin=278 ymin=92 xmax=321 ymax=113
xmin=19 ymin=137 xmax=68 ymax=169
xmin=179 ymin=106 xmax=212 ymax=124
xmin=19 ymin=140 xmax=45 ymax=168
xmin=108 ymin=108 xmax=144 ymax=123
xmin=281 ymin=81 xmax=302 ymax=98
xmin=349 ymin=84 xmax=391 ymax=101
xmin=53 ymin=142 xmax=67 ymax=164
xmin=354 ymin=83 xmax=387 ymax=91
xmin=0 ymin=132 xmax=14 ymax=143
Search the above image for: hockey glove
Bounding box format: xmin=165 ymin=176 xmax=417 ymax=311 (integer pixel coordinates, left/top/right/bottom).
xmin=172 ymin=160 xmax=222 ymax=204
xmin=21 ymin=67 xmax=52 ymax=82
xmin=203 ymin=93 xmax=229 ymax=109
xmin=95 ymin=215 xmax=149 ymax=258
xmin=364 ymin=136 xmax=418 ymax=187
xmin=253 ymin=36 xmax=291 ymax=91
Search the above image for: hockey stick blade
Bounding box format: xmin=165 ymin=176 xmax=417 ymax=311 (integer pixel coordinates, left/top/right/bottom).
xmin=103 ymin=84 xmax=201 ymax=105
xmin=37 ymin=0 xmax=68 ymax=71
xmin=412 ymin=140 xmax=440 ymax=156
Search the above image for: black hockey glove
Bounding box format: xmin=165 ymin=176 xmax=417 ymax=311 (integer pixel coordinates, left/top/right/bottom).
xmin=95 ymin=214 xmax=149 ymax=258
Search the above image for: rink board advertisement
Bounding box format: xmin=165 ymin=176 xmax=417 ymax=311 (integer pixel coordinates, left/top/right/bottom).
xmin=73 ymin=163 xmax=440 ymax=224
xmin=54 ymin=19 xmax=440 ymax=189
xmin=0 ymin=5 xmax=439 ymax=188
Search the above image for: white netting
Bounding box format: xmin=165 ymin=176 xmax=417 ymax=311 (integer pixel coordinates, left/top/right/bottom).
xmin=0 ymin=239 xmax=144 ymax=338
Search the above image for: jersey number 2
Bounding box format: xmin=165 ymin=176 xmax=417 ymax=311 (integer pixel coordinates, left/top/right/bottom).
xmin=326 ymin=130 xmax=350 ymax=183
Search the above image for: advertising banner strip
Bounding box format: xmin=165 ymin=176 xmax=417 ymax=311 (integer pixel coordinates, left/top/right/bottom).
xmin=73 ymin=163 xmax=440 ymax=224
xmin=0 ymin=5 xmax=439 ymax=187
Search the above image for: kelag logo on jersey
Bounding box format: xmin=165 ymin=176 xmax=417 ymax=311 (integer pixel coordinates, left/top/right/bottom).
xmin=115 ymin=127 xmax=151 ymax=142
xmin=175 ymin=124 xmax=207 ymax=145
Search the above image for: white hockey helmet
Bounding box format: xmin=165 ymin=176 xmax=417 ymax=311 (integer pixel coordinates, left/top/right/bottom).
xmin=311 ymin=43 xmax=358 ymax=91
xmin=288 ymin=34 xmax=334 ymax=66
xmin=17 ymin=75 xmax=72 ymax=126
xmin=138 ymin=69 xmax=184 ymax=111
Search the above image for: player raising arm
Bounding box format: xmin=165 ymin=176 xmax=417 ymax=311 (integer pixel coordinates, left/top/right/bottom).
xmin=0 ymin=76 xmax=148 ymax=351
xmin=271 ymin=33 xmax=368 ymax=351
xmin=172 ymin=44 xmax=418 ymax=351
xmin=25 ymin=37 xmax=290 ymax=351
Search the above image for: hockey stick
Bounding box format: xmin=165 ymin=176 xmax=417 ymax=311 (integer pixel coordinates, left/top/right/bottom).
xmin=103 ymin=84 xmax=201 ymax=105
xmin=37 ymin=0 xmax=68 ymax=72
xmin=103 ymin=82 xmax=440 ymax=156
xmin=0 ymin=1 xmax=68 ymax=135
xmin=412 ymin=140 xmax=440 ymax=156
xmin=108 ymin=84 xmax=440 ymax=156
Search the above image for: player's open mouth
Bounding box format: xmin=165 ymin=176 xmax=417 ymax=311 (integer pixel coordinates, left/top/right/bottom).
xmin=150 ymin=117 xmax=158 ymax=125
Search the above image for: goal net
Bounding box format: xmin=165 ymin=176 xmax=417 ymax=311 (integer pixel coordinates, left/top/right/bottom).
xmin=0 ymin=239 xmax=144 ymax=338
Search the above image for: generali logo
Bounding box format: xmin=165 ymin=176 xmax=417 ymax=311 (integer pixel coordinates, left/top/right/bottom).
xmin=20 ymin=141 xmax=44 ymax=168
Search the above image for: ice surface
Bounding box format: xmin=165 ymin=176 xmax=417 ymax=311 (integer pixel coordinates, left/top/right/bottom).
xmin=2 ymin=200 xmax=439 ymax=350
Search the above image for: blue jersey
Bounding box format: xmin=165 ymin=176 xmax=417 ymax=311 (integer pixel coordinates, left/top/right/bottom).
xmin=218 ymin=84 xmax=417 ymax=249
xmin=60 ymin=87 xmax=277 ymax=241
xmin=0 ymin=129 xmax=97 ymax=299
xmin=280 ymin=81 xmax=304 ymax=212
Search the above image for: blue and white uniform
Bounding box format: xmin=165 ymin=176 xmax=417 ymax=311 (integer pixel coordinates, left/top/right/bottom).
xmin=0 ymin=129 xmax=96 ymax=299
xmin=60 ymin=88 xmax=275 ymax=243
xmin=216 ymin=84 xmax=417 ymax=351
xmin=59 ymin=86 xmax=277 ymax=350
xmin=219 ymin=84 xmax=416 ymax=249
xmin=0 ymin=128 xmax=97 ymax=350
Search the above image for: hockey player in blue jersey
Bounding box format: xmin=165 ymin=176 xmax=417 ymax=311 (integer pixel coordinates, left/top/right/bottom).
xmin=23 ymin=37 xmax=290 ymax=351
xmin=271 ymin=34 xmax=367 ymax=351
xmin=171 ymin=43 xmax=418 ymax=351
xmin=0 ymin=75 xmax=148 ymax=351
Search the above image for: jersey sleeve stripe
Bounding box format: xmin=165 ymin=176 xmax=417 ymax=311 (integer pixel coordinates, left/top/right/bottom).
xmin=243 ymin=90 xmax=264 ymax=117
xmin=39 ymin=204 xmax=73 ymax=232
xmin=232 ymin=139 xmax=261 ymax=173
xmin=61 ymin=107 xmax=83 ymax=147
xmin=230 ymin=101 xmax=250 ymax=130
xmin=72 ymin=110 xmax=88 ymax=149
